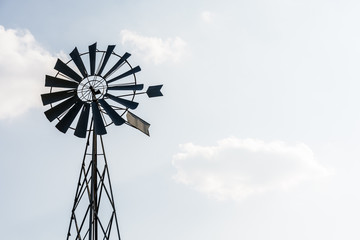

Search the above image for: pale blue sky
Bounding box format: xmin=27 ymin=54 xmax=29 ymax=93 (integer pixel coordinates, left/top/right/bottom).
xmin=1 ymin=0 xmax=360 ymax=239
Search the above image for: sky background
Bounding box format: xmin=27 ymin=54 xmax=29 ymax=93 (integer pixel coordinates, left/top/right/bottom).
xmin=1 ymin=0 xmax=360 ymax=239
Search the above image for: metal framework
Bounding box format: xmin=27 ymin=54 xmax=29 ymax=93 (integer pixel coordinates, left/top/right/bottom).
xmin=67 ymin=121 xmax=121 ymax=240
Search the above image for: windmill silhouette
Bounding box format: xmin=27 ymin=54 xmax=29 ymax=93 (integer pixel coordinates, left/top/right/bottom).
xmin=41 ymin=43 xmax=163 ymax=240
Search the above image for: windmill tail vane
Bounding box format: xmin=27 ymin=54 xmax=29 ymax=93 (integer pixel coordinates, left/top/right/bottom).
xmin=41 ymin=43 xmax=163 ymax=240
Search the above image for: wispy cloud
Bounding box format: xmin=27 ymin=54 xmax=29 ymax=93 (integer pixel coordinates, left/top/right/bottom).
xmin=201 ymin=11 xmax=214 ymax=23
xmin=172 ymin=137 xmax=331 ymax=201
xmin=120 ymin=29 xmax=186 ymax=65
xmin=0 ymin=25 xmax=56 ymax=120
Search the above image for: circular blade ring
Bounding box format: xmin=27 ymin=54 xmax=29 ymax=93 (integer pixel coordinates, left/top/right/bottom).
xmin=42 ymin=44 xmax=145 ymax=138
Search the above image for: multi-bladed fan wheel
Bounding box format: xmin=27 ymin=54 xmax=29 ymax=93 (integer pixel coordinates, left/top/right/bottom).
xmin=41 ymin=43 xmax=163 ymax=138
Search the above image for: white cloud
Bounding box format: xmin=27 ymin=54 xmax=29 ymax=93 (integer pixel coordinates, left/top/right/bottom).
xmin=172 ymin=137 xmax=331 ymax=201
xmin=201 ymin=11 xmax=214 ymax=23
xmin=120 ymin=29 xmax=186 ymax=65
xmin=0 ymin=25 xmax=56 ymax=120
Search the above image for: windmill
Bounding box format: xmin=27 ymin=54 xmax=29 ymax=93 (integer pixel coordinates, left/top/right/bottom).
xmin=41 ymin=43 xmax=163 ymax=240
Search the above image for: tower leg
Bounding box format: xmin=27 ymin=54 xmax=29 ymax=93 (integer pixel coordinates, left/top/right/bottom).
xmin=66 ymin=127 xmax=121 ymax=240
xmin=89 ymin=129 xmax=98 ymax=240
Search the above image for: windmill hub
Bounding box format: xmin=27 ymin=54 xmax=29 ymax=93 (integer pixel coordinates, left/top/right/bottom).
xmin=77 ymin=76 xmax=107 ymax=102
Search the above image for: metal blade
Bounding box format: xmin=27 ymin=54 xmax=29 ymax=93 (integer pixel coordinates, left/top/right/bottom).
xmin=97 ymin=45 xmax=115 ymax=76
xmin=98 ymin=99 xmax=125 ymax=126
xmin=41 ymin=89 xmax=76 ymax=105
xmin=108 ymin=84 xmax=144 ymax=91
xmin=107 ymin=66 xmax=141 ymax=84
xmin=70 ymin=47 xmax=88 ymax=78
xmin=54 ymin=59 xmax=82 ymax=82
xmin=103 ymin=52 xmax=131 ymax=79
xmin=55 ymin=101 xmax=83 ymax=133
xmin=45 ymin=75 xmax=78 ymax=88
xmin=89 ymin=43 xmax=97 ymax=75
xmin=146 ymin=85 xmax=163 ymax=98
xmin=91 ymin=102 xmax=107 ymax=135
xmin=126 ymin=111 xmax=150 ymax=136
xmin=44 ymin=96 xmax=78 ymax=122
xmin=74 ymin=104 xmax=90 ymax=138
xmin=105 ymin=93 xmax=139 ymax=109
